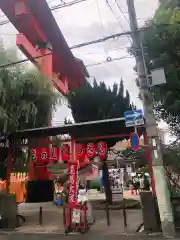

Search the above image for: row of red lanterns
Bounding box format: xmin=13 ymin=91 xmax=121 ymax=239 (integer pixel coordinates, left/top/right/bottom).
xmin=31 ymin=141 xmax=107 ymax=163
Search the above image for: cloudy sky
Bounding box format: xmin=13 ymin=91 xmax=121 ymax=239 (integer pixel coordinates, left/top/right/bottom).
xmin=0 ymin=0 xmax=159 ymax=125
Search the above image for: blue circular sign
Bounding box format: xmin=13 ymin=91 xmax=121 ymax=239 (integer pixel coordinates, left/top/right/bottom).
xmin=130 ymin=133 xmax=140 ymax=151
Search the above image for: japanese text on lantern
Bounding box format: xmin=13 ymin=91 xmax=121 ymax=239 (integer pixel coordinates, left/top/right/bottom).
xmin=31 ymin=147 xmax=59 ymax=163
xmin=68 ymin=163 xmax=78 ymax=204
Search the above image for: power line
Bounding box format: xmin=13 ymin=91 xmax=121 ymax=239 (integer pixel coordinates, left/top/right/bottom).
xmin=1 ymin=43 xmax=130 ymax=56
xmin=0 ymin=19 xmax=9 ymax=26
xmin=0 ymin=28 xmax=145 ymax=69
xmin=86 ymin=55 xmax=132 ymax=67
xmin=104 ymin=0 xmax=125 ymax=32
xmin=96 ymin=0 xmax=104 ymax=39
xmin=0 ymin=0 xmax=91 ymax=26
xmin=51 ymin=0 xmax=90 ymax=10
xmin=75 ymin=46 xmax=131 ymax=55
xmin=70 ymin=29 xmax=136 ymax=48
xmin=114 ymin=0 xmax=131 ymax=28
xmin=104 ymin=0 xmax=132 ymax=45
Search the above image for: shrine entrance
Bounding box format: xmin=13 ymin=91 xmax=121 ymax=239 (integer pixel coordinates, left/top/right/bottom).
xmin=6 ymin=117 xmax=152 ymax=234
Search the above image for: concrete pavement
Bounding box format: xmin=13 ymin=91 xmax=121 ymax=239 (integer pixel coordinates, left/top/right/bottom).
xmin=87 ymin=189 xmax=140 ymax=201
xmin=0 ymin=232 xmax=178 ymax=240
xmin=14 ymin=190 xmax=142 ymax=234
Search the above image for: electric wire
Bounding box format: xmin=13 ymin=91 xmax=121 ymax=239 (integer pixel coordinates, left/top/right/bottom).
xmin=0 ymin=0 xmax=92 ymax=26
xmin=86 ymin=55 xmax=132 ymax=67
xmin=0 ymin=29 xmax=139 ymax=69
xmin=104 ymin=0 xmax=125 ymax=32
xmin=114 ymin=0 xmax=131 ymax=28
xmin=96 ymin=0 xmax=109 ymax=57
xmin=0 ymin=43 xmax=130 ymax=56
xmin=104 ymin=0 xmax=132 ymax=45
xmin=96 ymin=0 xmax=104 ymax=40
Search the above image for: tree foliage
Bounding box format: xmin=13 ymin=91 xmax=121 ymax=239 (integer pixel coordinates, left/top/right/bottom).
xmin=0 ymin=46 xmax=59 ymax=132
xmin=121 ymin=147 xmax=147 ymax=168
xmin=0 ymin=42 xmax=60 ymax=177
xmin=142 ymin=1 xmax=180 ymax=136
xmin=66 ymin=78 xmax=135 ymax=146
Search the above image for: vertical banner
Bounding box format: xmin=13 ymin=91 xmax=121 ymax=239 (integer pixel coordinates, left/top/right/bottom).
xmin=97 ymin=141 xmax=107 ymax=160
xmin=68 ymin=163 xmax=78 ymax=205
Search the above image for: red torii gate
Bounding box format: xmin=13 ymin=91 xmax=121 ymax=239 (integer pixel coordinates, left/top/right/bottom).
xmin=0 ymin=0 xmax=89 ymax=94
xmin=0 ymin=0 xmax=89 ymax=179
xmin=0 ymin=1 xmax=155 ymax=197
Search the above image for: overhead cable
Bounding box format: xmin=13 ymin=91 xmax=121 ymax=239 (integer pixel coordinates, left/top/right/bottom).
xmin=114 ymin=0 xmax=131 ymax=28
xmin=0 ymin=30 xmax=133 ymax=69
xmin=0 ymin=28 xmax=146 ymax=69
xmin=104 ymin=0 xmax=132 ymax=44
xmin=0 ymin=0 xmax=92 ymax=26
xmin=86 ymin=55 xmax=132 ymax=67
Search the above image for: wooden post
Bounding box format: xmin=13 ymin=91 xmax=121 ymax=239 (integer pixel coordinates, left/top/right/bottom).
xmin=106 ymin=202 xmax=110 ymax=226
xmin=39 ymin=206 xmax=43 ymax=225
xmin=6 ymin=147 xmax=13 ymax=193
xmin=102 ymin=160 xmax=112 ymax=204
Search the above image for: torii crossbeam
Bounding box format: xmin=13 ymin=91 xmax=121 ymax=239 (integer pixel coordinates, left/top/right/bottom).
xmin=0 ymin=0 xmax=89 ymax=94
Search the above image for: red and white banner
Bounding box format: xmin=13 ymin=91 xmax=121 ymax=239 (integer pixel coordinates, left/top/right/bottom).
xmin=68 ymin=163 xmax=78 ymax=205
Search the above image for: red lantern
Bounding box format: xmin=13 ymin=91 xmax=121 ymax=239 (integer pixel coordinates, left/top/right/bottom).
xmin=39 ymin=148 xmax=49 ymax=163
xmin=86 ymin=143 xmax=96 ymax=159
xmin=98 ymin=141 xmax=107 ymax=160
xmin=61 ymin=144 xmax=70 ymax=162
xmin=49 ymin=147 xmax=60 ymax=162
xmin=76 ymin=143 xmax=86 ymax=160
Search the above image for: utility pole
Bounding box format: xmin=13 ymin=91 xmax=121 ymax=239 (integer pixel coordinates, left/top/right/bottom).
xmin=126 ymin=0 xmax=175 ymax=236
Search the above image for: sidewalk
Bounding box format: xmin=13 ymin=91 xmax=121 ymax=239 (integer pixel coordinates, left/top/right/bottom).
xmin=0 ymin=232 xmax=178 ymax=240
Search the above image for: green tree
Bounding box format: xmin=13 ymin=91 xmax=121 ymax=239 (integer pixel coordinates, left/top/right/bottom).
xmin=141 ymin=2 xmax=180 ymax=136
xmin=67 ymin=79 xmax=134 ymax=142
xmin=0 ymin=43 xmax=60 ymax=178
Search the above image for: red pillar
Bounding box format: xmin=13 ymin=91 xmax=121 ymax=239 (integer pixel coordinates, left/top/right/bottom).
xmin=36 ymin=48 xmax=52 ymax=180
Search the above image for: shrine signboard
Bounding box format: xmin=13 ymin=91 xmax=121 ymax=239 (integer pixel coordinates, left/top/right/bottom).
xmin=68 ymin=163 xmax=78 ymax=204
